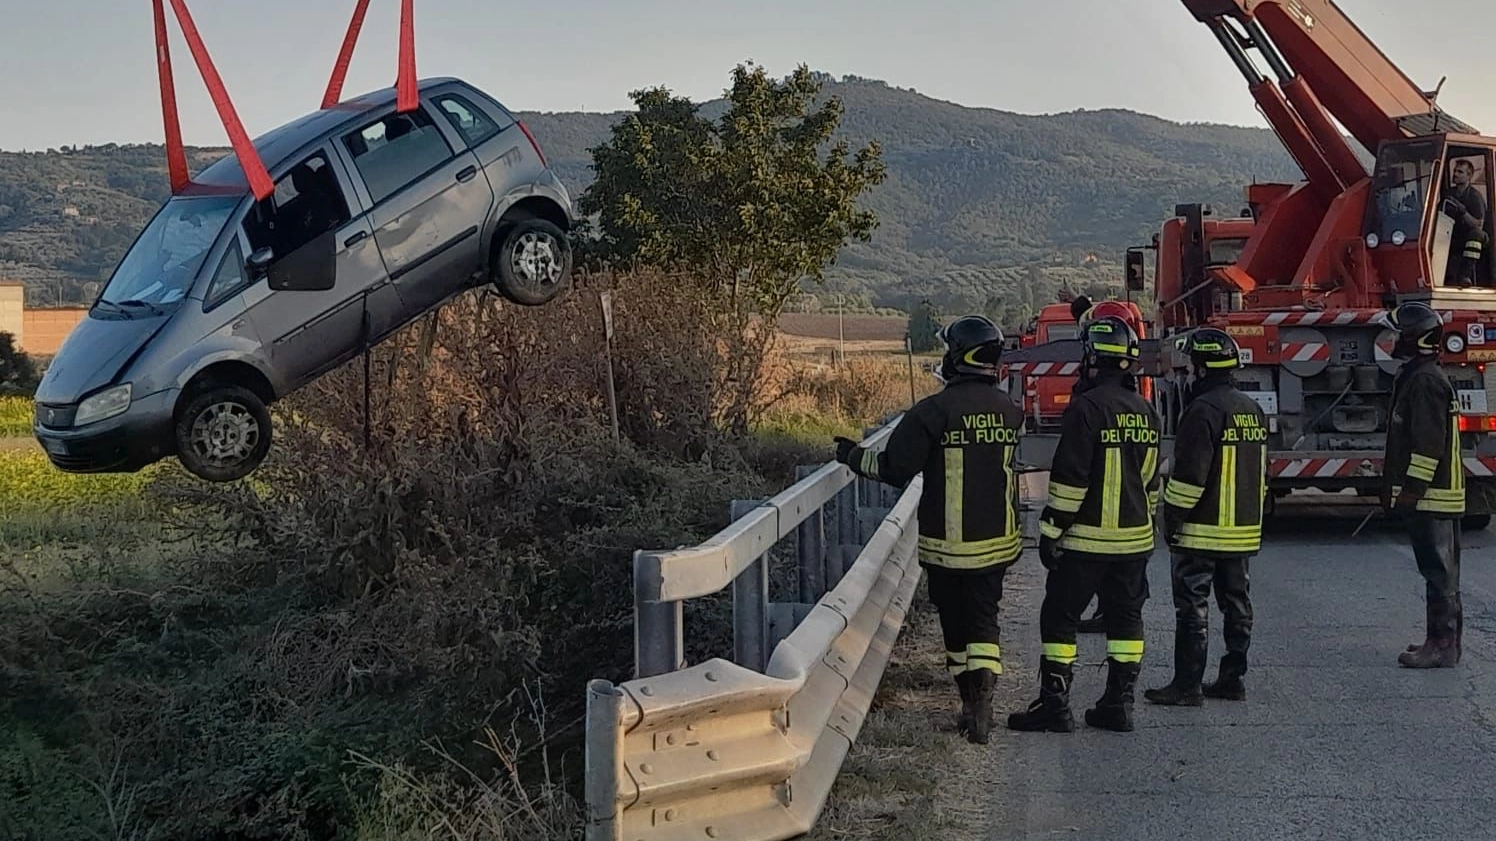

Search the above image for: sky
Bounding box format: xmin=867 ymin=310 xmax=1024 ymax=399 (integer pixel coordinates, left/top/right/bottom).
xmin=0 ymin=0 xmax=1490 ymax=151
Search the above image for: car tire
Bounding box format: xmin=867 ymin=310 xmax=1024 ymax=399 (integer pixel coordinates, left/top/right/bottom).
xmin=1462 ymin=514 xmax=1491 ymax=531
xmin=174 ymin=384 xmax=273 ymax=483
xmin=492 ymin=218 xmax=571 ymax=306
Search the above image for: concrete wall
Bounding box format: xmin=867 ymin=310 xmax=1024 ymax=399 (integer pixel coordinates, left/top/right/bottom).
xmin=23 ymin=307 xmax=88 ymax=356
xmin=0 ymin=285 xmax=22 ymax=350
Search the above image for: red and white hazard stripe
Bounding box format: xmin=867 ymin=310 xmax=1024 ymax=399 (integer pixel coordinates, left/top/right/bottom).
xmin=1269 ymin=456 xmax=1496 ymax=478
xmin=1278 ymin=341 xmax=1330 ymax=363
xmin=1261 ymin=310 xmax=1379 ymax=326
xmin=1373 ymin=331 xmax=1397 ymax=364
xmin=1010 ymin=362 xmax=1082 ymax=376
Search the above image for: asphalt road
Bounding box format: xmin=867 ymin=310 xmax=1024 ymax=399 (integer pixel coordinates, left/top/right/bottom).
xmin=983 ymin=498 xmax=1496 ymax=841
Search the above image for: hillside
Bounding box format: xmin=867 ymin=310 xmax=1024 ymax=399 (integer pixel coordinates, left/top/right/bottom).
xmin=0 ymin=75 xmax=1303 ymax=312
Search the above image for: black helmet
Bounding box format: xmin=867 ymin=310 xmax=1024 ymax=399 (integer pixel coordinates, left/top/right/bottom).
xmin=1083 ymin=315 xmax=1141 ymax=370
xmin=1176 ymin=327 xmax=1241 ymax=372
xmin=1069 ymin=295 xmax=1093 ymax=323
xmin=939 ymin=315 xmax=1004 ymax=379
xmin=1378 ymin=301 xmax=1444 ymax=357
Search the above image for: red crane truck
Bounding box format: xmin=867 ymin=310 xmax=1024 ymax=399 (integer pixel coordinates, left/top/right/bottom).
xmin=1004 ymin=0 xmax=1496 ymax=529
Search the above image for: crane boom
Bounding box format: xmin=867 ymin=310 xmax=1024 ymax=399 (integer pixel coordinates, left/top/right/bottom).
xmin=1184 ymin=0 xmax=1477 ymax=154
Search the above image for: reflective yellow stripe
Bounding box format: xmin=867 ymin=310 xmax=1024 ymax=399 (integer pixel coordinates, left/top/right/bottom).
xmin=859 ymin=448 xmax=879 ymax=478
xmin=1408 ymin=453 xmax=1438 ymax=483
xmin=944 ymin=447 xmax=964 ymax=545
xmin=1219 ymin=444 xmax=1237 ymax=528
xmin=1143 ymin=446 xmax=1158 ymax=486
xmin=1061 ymin=522 xmax=1154 ymax=555
xmin=1101 ymin=448 xmax=1122 ymax=529
xmin=1043 ymin=642 xmax=1078 ymax=664
xmin=1164 ymin=479 xmax=1205 ymax=508
xmin=1039 ymin=520 xmax=1064 ymax=540
xmin=1417 ymin=486 xmax=1465 ymax=514
xmin=1003 ymin=449 xmax=1016 ymax=540
xmin=918 ymin=532 xmax=1023 ymax=569
xmin=1107 ymin=639 xmax=1144 ymax=663
xmin=966 ymin=642 xmax=1002 ymax=674
xmin=1176 ymin=522 xmax=1261 ymax=553
xmin=1047 ymin=480 xmax=1086 ymax=513
xmin=946 ymin=650 xmax=967 ymax=676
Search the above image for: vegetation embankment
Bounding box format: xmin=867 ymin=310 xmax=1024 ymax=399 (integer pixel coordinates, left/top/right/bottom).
xmin=0 ymin=63 xmax=934 ymax=840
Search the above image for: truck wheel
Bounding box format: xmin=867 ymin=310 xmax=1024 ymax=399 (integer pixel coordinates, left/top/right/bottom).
xmin=492 ymin=218 xmax=571 ymax=306
xmin=174 ymin=384 xmax=273 ymax=483
xmin=1461 ymin=514 xmax=1491 ymax=531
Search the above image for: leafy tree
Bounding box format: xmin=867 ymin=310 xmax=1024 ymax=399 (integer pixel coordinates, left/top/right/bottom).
xmin=907 ymin=299 xmax=942 ymax=353
xmin=579 ymin=62 xmax=887 ymax=431
xmin=0 ymin=332 xmax=38 ymax=396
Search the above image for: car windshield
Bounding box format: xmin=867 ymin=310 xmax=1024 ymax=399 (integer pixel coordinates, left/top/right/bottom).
xmin=97 ymin=195 xmax=241 ymax=311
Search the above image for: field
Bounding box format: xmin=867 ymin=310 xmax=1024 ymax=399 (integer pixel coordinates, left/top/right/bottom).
xmin=777 ymin=313 xmax=912 ymax=356
xmin=0 ymin=395 xmax=31 ymax=437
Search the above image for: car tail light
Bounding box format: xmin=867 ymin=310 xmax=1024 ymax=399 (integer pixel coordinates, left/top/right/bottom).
xmin=1459 ymin=415 xmax=1496 ymax=432
xmin=517 ymin=121 xmax=547 ymax=166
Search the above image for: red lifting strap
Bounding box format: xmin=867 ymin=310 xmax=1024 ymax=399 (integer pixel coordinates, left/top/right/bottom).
xmin=323 ymin=0 xmax=418 ymax=113
xmin=153 ymin=0 xmax=274 ymax=201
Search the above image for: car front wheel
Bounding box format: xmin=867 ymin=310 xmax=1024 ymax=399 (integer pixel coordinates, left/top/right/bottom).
xmin=492 ymin=218 xmax=571 ymax=306
xmin=174 ymin=385 xmax=273 ymax=482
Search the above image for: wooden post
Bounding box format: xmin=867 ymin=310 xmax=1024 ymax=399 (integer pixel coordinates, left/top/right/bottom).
xmin=600 ymin=291 xmax=620 ymax=444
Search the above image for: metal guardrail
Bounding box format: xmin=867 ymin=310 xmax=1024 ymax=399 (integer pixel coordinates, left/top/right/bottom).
xmin=584 ymin=417 xmax=917 ymax=840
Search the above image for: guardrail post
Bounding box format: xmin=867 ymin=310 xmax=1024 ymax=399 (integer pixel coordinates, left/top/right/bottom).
xmin=730 ymin=500 xmax=770 ymax=672
xmin=585 ymin=679 xmax=623 ymax=841
xmin=832 ymin=482 xmax=856 ymax=584
xmin=794 ymin=466 xmax=828 ymax=603
xmin=634 ymin=553 xmax=683 ymax=678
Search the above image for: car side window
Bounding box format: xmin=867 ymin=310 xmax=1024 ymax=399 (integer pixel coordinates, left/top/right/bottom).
xmin=435 ymin=94 xmax=504 ymax=147
xmin=242 ymin=151 xmax=352 ymax=263
xmin=205 ymin=237 xmax=247 ymax=304
xmin=342 ymin=107 xmax=455 ymax=204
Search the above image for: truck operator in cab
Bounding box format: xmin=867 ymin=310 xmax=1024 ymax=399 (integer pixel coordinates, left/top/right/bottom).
xmin=835 ymin=315 xmax=1026 ymax=745
xmin=1442 ymin=158 xmax=1487 ymax=288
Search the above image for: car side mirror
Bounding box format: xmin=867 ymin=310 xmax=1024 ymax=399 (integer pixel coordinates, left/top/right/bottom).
xmin=1125 ymin=249 xmax=1147 ymax=292
xmin=246 ymin=246 xmax=275 ymax=278
xmin=266 ymin=229 xmax=337 ymax=292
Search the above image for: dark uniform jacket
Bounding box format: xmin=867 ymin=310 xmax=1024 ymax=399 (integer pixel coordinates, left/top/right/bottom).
xmin=847 ymin=376 xmax=1025 ymax=571
xmin=1162 ymin=378 xmax=1268 ymax=557
xmin=1039 ymin=376 xmax=1162 ymax=561
xmin=1447 ymin=183 xmax=1487 ymax=241
xmin=1385 ymin=355 xmax=1465 ymax=517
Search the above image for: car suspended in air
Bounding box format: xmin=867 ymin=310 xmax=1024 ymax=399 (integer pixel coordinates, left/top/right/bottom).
xmin=32 ymin=0 xmax=575 ymax=483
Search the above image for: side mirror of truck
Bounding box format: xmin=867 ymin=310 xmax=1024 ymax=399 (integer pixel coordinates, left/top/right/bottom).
xmin=1125 ymin=250 xmax=1146 ymax=292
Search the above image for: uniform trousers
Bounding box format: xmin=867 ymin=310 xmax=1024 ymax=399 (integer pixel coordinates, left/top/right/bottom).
xmin=926 ymin=564 xmax=1008 ymax=675
xmin=1171 ymin=551 xmax=1253 ymax=659
xmin=1038 ymin=556 xmax=1149 ymax=666
xmin=1407 ymin=513 xmax=1462 ymax=640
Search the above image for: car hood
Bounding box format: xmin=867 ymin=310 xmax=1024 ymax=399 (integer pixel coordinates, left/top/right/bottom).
xmin=34 ymin=311 xmax=170 ymax=404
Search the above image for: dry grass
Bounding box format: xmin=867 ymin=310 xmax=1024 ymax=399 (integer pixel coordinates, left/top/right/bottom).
xmin=779 ymin=313 xmax=910 ymax=343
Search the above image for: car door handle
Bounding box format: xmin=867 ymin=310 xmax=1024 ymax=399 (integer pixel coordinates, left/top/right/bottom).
xmin=456 ymin=165 xmax=477 ymax=183
xmin=344 ymin=230 xmax=369 ymax=248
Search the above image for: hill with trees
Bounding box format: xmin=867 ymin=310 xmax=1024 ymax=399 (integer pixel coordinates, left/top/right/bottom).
xmin=0 ymin=73 xmax=1303 ymax=320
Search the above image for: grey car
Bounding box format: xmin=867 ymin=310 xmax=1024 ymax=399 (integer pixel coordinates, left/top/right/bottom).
xmin=33 ymin=77 xmax=575 ymax=482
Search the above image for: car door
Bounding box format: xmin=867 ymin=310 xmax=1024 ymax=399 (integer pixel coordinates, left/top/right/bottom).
xmin=334 ymin=103 xmax=495 ymax=321
xmin=238 ymin=144 xmax=402 ymax=391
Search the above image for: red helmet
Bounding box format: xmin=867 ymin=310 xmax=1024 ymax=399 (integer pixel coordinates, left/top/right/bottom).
xmin=1080 ymin=300 xmax=1141 ymax=333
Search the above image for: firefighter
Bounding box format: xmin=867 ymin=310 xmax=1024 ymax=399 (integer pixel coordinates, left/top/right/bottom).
xmin=1379 ymin=301 xmax=1465 ymax=668
xmin=1143 ymin=328 xmax=1265 ymax=706
xmin=1441 ymin=158 xmax=1487 ymax=287
xmin=835 ymin=315 xmax=1025 ymax=744
xmin=1006 ymin=315 xmax=1162 ymax=733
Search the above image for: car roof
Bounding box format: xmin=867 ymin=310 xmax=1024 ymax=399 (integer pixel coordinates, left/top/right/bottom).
xmin=185 ymin=76 xmax=480 ymax=195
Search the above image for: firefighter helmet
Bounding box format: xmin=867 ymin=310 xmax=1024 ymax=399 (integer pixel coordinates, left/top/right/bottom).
xmin=938 ymin=315 xmax=1005 ymax=379
xmin=1177 ymin=327 xmax=1241 ymax=371
xmin=1083 ymin=315 xmax=1141 ymax=369
xmin=1379 ymin=301 xmax=1444 ymax=357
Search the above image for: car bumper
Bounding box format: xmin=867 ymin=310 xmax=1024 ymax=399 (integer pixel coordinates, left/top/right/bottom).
xmin=33 ymin=389 xmax=179 ymax=473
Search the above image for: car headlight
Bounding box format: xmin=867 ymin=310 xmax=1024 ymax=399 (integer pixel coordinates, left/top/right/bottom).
xmin=75 ymin=383 xmax=133 ymax=426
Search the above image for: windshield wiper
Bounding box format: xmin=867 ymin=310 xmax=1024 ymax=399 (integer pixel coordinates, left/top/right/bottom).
xmin=114 ymin=299 xmax=166 ymax=316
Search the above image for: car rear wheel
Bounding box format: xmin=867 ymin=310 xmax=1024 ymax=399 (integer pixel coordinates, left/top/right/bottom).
xmin=174 ymin=384 xmax=272 ymax=482
xmin=492 ymin=218 xmax=571 ymax=306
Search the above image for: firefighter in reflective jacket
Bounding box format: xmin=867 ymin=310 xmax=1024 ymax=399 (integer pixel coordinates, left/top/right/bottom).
xmin=1380 ymin=301 xmax=1466 ymax=668
xmin=1007 ymin=315 xmax=1162 ymax=733
xmin=1143 ymin=328 xmax=1265 ymax=706
xmin=835 ymin=315 xmax=1025 ymax=744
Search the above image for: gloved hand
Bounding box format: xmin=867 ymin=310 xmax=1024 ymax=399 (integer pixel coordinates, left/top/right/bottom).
xmin=1443 ymin=197 xmax=1467 ymax=217
xmin=1162 ymin=508 xmax=1184 ymax=548
xmin=834 ymin=436 xmax=857 ymax=465
xmin=1393 ymin=487 xmax=1421 ymax=511
xmin=1039 ymin=536 xmax=1064 ymax=570
xmin=1380 ymin=485 xmax=1393 ymax=512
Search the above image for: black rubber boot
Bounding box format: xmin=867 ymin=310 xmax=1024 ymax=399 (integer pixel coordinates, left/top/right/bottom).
xmin=1202 ymin=651 xmax=1247 ymax=700
xmin=955 ymin=672 xmax=975 ymax=734
xmin=1399 ymin=637 xmax=1459 ymax=668
xmin=1144 ymin=633 xmax=1206 ymax=706
xmin=1006 ymin=660 xmax=1076 ymax=733
xmin=1084 ymin=660 xmax=1141 ymax=732
xmin=967 ymin=670 xmax=996 ymax=745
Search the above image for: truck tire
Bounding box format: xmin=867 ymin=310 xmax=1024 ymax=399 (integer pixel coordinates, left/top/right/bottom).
xmin=1461 ymin=514 xmax=1491 ymax=531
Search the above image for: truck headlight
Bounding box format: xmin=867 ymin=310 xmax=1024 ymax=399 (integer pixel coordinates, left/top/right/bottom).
xmin=75 ymin=383 xmax=132 ymax=426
